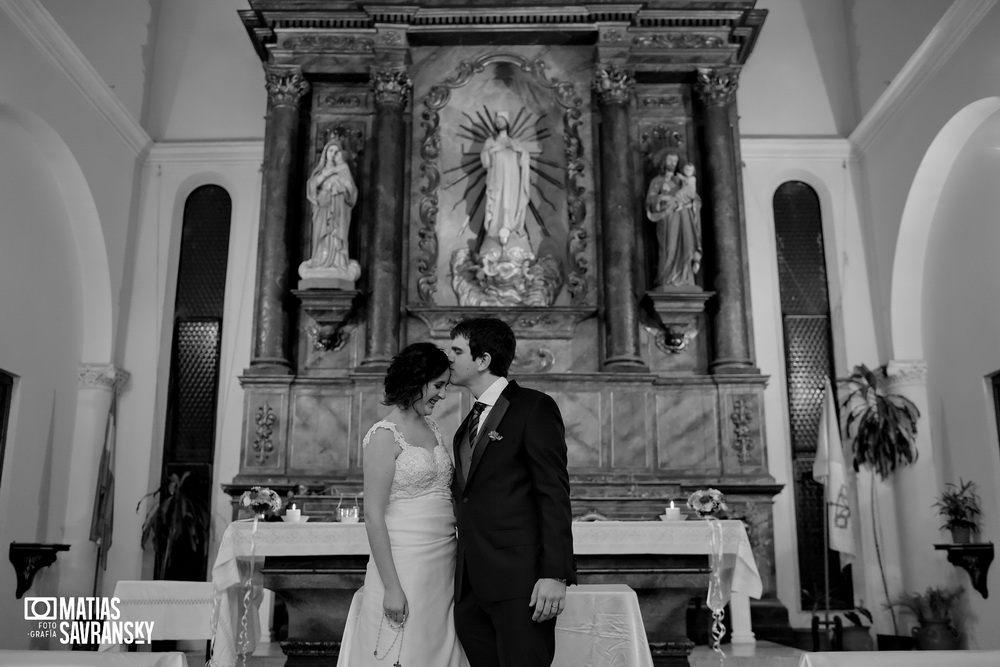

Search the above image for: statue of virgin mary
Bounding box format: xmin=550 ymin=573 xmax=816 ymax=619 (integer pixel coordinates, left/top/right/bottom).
xmin=479 ymin=112 xmax=532 ymax=250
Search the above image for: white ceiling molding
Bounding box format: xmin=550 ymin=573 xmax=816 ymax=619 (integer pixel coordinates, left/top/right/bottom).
xmin=849 ymin=0 xmax=997 ymax=156
xmin=148 ymin=141 xmax=265 ymax=165
xmin=741 ymin=137 xmax=853 ymax=162
xmin=0 ymin=0 xmax=152 ymax=158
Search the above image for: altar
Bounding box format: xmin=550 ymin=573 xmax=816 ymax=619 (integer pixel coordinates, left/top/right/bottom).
xmin=221 ymin=2 xmax=784 ymax=664
xmin=209 ymin=519 xmax=761 ymax=667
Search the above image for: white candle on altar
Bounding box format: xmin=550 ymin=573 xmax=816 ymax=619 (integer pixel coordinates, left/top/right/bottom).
xmin=664 ymin=501 xmax=681 ymax=521
xmin=286 ymin=504 xmax=301 ymax=522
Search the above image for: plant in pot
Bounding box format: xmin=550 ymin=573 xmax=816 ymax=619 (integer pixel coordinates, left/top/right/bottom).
xmin=840 ymin=363 xmax=921 ymax=647
xmin=137 ymin=471 xmax=211 ymax=579
xmin=841 ymin=606 xmax=875 ymax=651
xmin=933 ymin=479 xmax=981 ymax=544
xmin=889 ymin=586 xmax=964 ymax=650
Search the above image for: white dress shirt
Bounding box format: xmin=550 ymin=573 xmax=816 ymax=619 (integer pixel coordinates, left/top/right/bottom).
xmin=473 ymin=376 xmax=509 ymax=432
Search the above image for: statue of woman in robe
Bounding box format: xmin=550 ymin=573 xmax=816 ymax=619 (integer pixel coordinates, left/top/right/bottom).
xmin=646 ymin=155 xmax=702 ymax=288
xmin=479 ymin=113 xmax=532 ymax=252
xmin=299 ymin=138 xmax=361 ymax=284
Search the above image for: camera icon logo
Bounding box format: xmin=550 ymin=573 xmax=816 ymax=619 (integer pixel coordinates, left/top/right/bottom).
xmin=24 ymin=597 xmax=57 ymax=621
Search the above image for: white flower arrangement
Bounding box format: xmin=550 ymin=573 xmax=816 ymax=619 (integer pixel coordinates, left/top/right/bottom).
xmin=241 ymin=486 xmax=282 ymax=516
xmin=487 ymin=430 xmax=503 ymax=441
xmin=687 ymin=488 xmax=728 ymax=517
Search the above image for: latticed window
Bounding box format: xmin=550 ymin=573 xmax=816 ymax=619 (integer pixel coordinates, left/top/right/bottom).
xmin=161 ymin=185 xmax=231 ymax=580
xmin=773 ymin=181 xmax=853 ymax=609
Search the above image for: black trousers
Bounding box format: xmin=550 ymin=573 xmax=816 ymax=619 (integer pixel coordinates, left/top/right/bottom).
xmin=454 ymin=569 xmax=556 ymax=667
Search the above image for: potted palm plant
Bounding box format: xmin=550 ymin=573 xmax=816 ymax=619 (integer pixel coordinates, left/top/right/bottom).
xmin=137 ymin=471 xmax=211 ymax=578
xmin=889 ymin=586 xmax=964 ymax=650
xmin=840 ymin=363 xmax=921 ymax=648
xmin=842 ymin=606 xmax=875 ymax=651
xmin=933 ymin=479 xmax=981 ymax=544
xmin=842 ymin=364 xmax=920 ymax=479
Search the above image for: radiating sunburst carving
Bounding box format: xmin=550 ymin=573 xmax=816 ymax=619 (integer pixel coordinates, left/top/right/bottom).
xmin=443 ymin=104 xmax=564 ymax=252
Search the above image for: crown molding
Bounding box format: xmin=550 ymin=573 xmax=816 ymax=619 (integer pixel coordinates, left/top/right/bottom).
xmin=741 ymin=137 xmax=853 ymax=162
xmin=0 ymin=0 xmax=152 ymax=158
xmin=850 ymin=0 xmax=997 ymax=156
xmin=147 ymin=141 xmax=265 ymax=165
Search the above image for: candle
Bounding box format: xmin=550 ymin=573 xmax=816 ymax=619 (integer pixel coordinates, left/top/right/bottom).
xmin=664 ymin=501 xmax=682 ymax=521
xmin=286 ymin=504 xmax=301 ymax=522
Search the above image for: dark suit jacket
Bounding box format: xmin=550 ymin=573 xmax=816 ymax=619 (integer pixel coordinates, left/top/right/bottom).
xmin=452 ymin=380 xmax=576 ymax=602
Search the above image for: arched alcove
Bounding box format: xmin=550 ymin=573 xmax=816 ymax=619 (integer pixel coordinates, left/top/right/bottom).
xmin=0 ymin=104 xmax=113 ymax=363
xmin=891 ymin=97 xmax=1000 ymax=361
xmin=899 ymin=99 xmax=1000 ymax=648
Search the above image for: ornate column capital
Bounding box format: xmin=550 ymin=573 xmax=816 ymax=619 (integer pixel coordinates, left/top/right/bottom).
xmin=886 ymin=359 xmax=928 ymax=386
xmin=264 ymin=66 xmax=310 ymax=107
xmin=695 ymin=67 xmax=739 ymax=107
xmin=592 ymin=63 xmax=635 ymax=106
xmin=77 ymin=363 xmax=130 ymax=392
xmin=370 ymin=67 xmax=412 ymax=108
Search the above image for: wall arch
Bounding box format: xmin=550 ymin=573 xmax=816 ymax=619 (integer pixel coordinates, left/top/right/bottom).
xmin=0 ymin=104 xmax=113 ymax=363
xmin=891 ymin=97 xmax=1000 ymax=360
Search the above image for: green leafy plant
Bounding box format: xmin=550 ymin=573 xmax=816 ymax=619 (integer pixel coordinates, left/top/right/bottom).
xmin=844 ymin=606 xmax=873 ymax=628
xmin=841 ymin=364 xmax=921 ymax=480
xmin=137 ymin=471 xmax=210 ymax=577
xmin=934 ymin=479 xmax=982 ymax=532
xmin=888 ymin=586 xmax=964 ymax=626
xmin=839 ymin=364 xmax=923 ymax=638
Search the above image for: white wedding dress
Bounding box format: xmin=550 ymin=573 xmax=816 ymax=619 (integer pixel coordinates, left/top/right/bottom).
xmin=337 ymin=418 xmax=469 ymax=667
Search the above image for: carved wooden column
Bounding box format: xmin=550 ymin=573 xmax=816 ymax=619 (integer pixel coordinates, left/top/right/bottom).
xmin=249 ymin=66 xmax=309 ymax=374
xmin=360 ymin=67 xmax=411 ymax=370
xmin=695 ymin=67 xmax=756 ymax=374
xmin=594 ymin=64 xmax=647 ymax=373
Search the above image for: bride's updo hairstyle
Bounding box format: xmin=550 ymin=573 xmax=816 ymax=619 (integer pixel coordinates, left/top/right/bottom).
xmin=383 ymin=342 xmax=450 ymax=409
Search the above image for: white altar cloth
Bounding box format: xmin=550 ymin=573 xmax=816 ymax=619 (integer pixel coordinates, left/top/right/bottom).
xmin=210 ymin=519 xmax=762 ymax=666
xmin=0 ymin=651 xmax=187 ymax=667
xmin=338 ymin=583 xmax=653 ymax=667
xmin=99 ymin=580 xmax=215 ymax=651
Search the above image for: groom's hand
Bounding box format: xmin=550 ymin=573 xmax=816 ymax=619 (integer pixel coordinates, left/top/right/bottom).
xmin=529 ymin=578 xmax=567 ymax=622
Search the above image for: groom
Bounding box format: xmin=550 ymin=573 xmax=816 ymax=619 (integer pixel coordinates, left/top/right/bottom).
xmin=447 ymin=317 xmax=576 ymax=667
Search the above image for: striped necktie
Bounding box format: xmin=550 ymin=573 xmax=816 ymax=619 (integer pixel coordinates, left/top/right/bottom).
xmin=469 ymin=401 xmax=487 ymax=443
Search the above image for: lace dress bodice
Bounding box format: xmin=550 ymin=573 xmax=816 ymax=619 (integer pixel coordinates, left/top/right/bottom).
xmin=362 ymin=418 xmax=453 ymax=502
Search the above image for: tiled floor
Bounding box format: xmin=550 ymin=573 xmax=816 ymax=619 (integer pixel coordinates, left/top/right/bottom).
xmin=690 ymin=641 xmax=805 ymax=667
xmin=196 ymin=640 xmax=806 ymax=667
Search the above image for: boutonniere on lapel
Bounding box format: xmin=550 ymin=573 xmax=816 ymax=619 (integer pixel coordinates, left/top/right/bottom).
xmin=487 ymin=430 xmax=503 ymax=442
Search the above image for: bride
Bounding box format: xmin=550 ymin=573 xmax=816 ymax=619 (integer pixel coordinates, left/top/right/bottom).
xmin=338 ymin=342 xmax=469 ymax=667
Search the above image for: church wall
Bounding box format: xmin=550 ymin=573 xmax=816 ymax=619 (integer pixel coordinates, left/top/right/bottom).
xmin=741 ymin=137 xmax=880 ymax=629
xmin=0 ymin=7 xmax=141 ymax=353
xmin=922 ymin=111 xmax=1000 ymax=648
xmin=142 ymin=0 xmax=266 ymax=141
xmin=111 ymin=143 xmax=263 ymax=593
xmin=845 ymin=0 xmax=948 ymax=120
xmin=859 ymin=3 xmax=1000 ymax=361
xmin=39 ymin=0 xmax=154 ymax=124
xmin=0 ymin=113 xmax=84 ymax=648
xmin=0 ymin=7 xmax=144 ymax=646
xmin=739 ymin=0 xmax=852 ymax=137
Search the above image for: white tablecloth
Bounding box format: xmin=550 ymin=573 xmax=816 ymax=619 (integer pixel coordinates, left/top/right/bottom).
xmin=338 ymin=583 xmax=652 ymax=667
xmin=210 ymin=519 xmax=761 ymax=665
xmin=99 ymin=580 xmax=215 ymax=651
xmin=555 ymin=584 xmax=654 ymax=667
xmin=799 ymin=650 xmax=1000 ymax=667
xmin=0 ymin=651 xmax=187 ymax=667
xmin=572 ymin=520 xmax=762 ymax=598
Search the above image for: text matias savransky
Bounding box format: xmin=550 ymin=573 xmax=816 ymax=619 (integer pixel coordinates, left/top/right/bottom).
xmin=24 ymin=596 xmax=155 ymax=645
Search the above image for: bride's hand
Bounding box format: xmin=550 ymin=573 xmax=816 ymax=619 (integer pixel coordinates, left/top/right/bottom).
xmin=382 ymin=587 xmax=408 ymax=625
